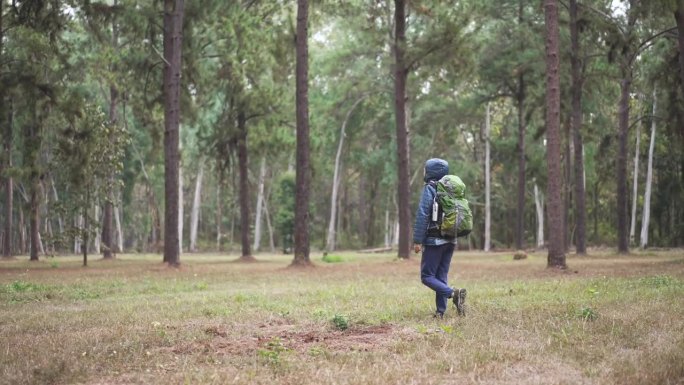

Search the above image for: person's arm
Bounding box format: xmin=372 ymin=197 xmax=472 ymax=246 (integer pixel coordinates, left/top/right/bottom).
xmin=412 ymin=184 xmax=435 ymax=251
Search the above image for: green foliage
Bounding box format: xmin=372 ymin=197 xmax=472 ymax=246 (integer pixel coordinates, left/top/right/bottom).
xmin=332 ymin=314 xmax=349 ymax=331
xmin=274 ymin=172 xmax=296 ymax=253
xmin=321 ymin=254 xmax=344 ymax=263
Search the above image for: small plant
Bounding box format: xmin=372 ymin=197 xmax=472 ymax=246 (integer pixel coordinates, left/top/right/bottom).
xmin=332 ymin=314 xmax=349 ymax=330
xmin=640 ymin=275 xmax=674 ymax=288
xmin=322 ymin=254 xmax=344 ymax=263
xmin=579 ymin=306 xmax=598 ymax=321
xmin=8 ymin=281 xmax=42 ymax=293
xmin=50 ymin=261 xmax=59 ymax=269
xmin=258 ymin=337 xmax=289 ymax=365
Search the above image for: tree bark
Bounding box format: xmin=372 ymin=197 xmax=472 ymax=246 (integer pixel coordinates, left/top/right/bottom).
xmin=216 ymin=167 xmax=223 ymax=251
xmin=629 ymin=101 xmax=642 ymax=245
xmin=262 ymin=197 xmax=276 ymax=252
xmin=29 ymin=181 xmax=40 ymax=261
xmin=94 ymin=203 xmax=101 ymax=253
xmin=163 ymin=0 xmax=184 ymax=266
xmin=3 ymin=99 xmax=13 ymax=258
xmin=0 ymin=0 xmax=10 ymax=259
xmin=253 ymin=157 xmax=266 ymax=252
xmin=393 ymin=0 xmax=411 ymax=259
xmin=114 ymin=203 xmax=123 ymax=252
xmin=544 ymin=0 xmax=566 ymax=268
xmin=675 ymin=2 xmax=684 ymax=98
xmin=617 ymin=74 xmax=631 ymax=254
xmin=102 ymin=87 xmax=118 ymax=258
xmin=534 ymin=181 xmax=544 ymax=248
xmin=237 ymin=111 xmax=254 ymax=261
xmin=190 ymin=163 xmax=203 ymax=252
xmin=570 ymin=0 xmax=587 ymax=254
xmin=640 ymin=90 xmax=656 ymax=248
xmin=292 ymin=0 xmax=311 ymax=267
xmin=484 ymin=103 xmax=491 ymax=252
xmin=515 ymin=76 xmax=526 ymax=251
xmin=178 ymin=157 xmax=183 ymax=252
xmin=616 ymin=1 xmax=637 ymax=254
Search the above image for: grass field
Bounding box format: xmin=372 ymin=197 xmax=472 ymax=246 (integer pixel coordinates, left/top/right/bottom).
xmin=1 ymin=249 xmax=683 ymax=385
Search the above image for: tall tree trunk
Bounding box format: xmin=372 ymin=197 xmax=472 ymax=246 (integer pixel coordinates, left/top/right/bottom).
xmin=237 ymin=111 xmax=254 ymax=261
xmin=640 ymin=90 xmax=656 ymax=248
xmin=216 ymin=167 xmax=223 ymax=251
xmin=630 ymin=102 xmax=642 ymax=245
xmin=262 ymin=198 xmax=276 ymax=252
xmin=94 ymin=203 xmax=101 ymax=253
xmin=616 ymin=2 xmax=637 ymax=254
xmin=515 ymin=0 xmax=527 ymax=251
xmin=544 ymin=0 xmax=566 ymax=268
xmin=617 ymin=74 xmax=631 ymax=254
xmin=29 ymin=182 xmax=40 ymax=261
xmin=563 ymin=116 xmax=571 ymax=252
xmin=0 ymin=0 xmax=10 ymax=259
xmin=102 ymin=89 xmax=117 ymax=258
xmin=534 ymin=181 xmax=544 ymax=248
xmin=178 ymin=157 xmax=183 ymax=252
xmin=114 ymin=203 xmax=123 ymax=252
xmin=675 ymin=2 xmax=684 ymax=98
xmin=292 ymin=0 xmax=311 ymax=267
xmin=327 ymin=95 xmax=367 ymax=252
xmin=570 ymin=0 xmax=587 ymax=254
xmin=484 ymin=103 xmax=491 ymax=252
xmin=3 ymin=100 xmax=13 ymax=258
xmin=515 ymin=78 xmax=526 ymax=251
xmin=393 ymin=0 xmax=411 ymax=259
xmin=83 ymin=187 xmax=89 ymax=266
xmin=190 ymin=163 xmax=203 ymax=252
xmin=253 ymin=157 xmax=266 ymax=252
xmin=163 ymin=0 xmax=184 ymax=266
xmin=103 ymin=1 xmax=119 ymax=259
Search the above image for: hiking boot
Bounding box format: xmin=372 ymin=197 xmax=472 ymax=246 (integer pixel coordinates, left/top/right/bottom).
xmin=453 ymin=288 xmax=467 ymax=316
xmin=433 ymin=311 xmax=444 ymax=319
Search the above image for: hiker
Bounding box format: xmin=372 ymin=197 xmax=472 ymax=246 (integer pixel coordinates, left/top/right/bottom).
xmin=413 ymin=158 xmax=467 ymax=318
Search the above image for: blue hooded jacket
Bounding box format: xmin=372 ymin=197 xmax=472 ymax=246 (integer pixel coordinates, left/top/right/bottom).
xmin=412 ymin=158 xmax=456 ymax=246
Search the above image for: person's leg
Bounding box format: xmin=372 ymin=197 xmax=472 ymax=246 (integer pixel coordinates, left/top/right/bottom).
xmin=421 ymin=244 xmax=454 ymax=314
xmin=434 ymin=243 xmax=455 ymax=313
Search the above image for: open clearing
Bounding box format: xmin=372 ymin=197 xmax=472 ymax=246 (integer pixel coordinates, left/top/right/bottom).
xmin=1 ymin=249 xmax=683 ymax=385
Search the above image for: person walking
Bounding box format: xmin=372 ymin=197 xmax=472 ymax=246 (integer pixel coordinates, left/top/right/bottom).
xmin=413 ymin=158 xmax=467 ymax=318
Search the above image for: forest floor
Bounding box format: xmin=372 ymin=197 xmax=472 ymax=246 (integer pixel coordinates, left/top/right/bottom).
xmin=1 ymin=248 xmax=683 ymax=385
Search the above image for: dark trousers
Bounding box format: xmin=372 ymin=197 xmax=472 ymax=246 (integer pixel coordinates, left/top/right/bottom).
xmin=420 ymin=243 xmax=455 ymax=314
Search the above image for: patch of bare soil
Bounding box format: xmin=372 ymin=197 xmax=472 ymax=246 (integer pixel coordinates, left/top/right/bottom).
xmin=166 ymin=322 xmax=400 ymax=358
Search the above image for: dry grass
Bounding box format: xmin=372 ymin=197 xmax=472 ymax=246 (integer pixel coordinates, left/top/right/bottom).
xmin=1 ymin=249 xmax=683 ymax=385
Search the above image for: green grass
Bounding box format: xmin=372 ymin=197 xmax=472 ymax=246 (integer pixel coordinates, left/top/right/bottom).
xmin=1 ymin=250 xmax=683 ymax=384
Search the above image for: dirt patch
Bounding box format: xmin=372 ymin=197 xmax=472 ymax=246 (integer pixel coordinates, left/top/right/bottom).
xmin=166 ymin=323 xmax=400 ymax=358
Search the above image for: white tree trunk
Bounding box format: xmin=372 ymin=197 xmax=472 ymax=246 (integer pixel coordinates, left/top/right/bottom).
xmin=190 ymin=163 xmax=204 ymax=252
xmin=534 ymin=181 xmax=545 ymax=249
xmin=216 ymin=181 xmax=221 ymax=250
xmin=253 ymin=157 xmax=266 ymax=252
xmin=384 ymin=209 xmax=390 ymax=248
xmin=50 ymin=177 xmax=64 ymax=234
xmin=484 ymin=102 xmax=492 ymax=252
xmin=327 ymin=95 xmax=368 ymax=252
xmin=640 ymin=89 xmax=656 ymax=248
xmin=178 ymin=161 xmax=184 ymax=253
xmin=114 ymin=203 xmax=123 ymax=252
xmin=74 ymin=215 xmax=82 ymax=254
xmin=262 ymin=198 xmax=276 ymax=252
xmin=94 ymin=203 xmax=101 ymax=253
xmin=629 ymin=101 xmax=643 ymax=245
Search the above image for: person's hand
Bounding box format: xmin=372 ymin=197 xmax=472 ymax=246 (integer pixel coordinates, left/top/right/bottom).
xmin=413 ymin=243 xmax=422 ymax=254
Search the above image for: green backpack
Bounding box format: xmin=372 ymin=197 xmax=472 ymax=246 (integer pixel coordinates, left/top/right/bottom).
xmin=434 ymin=175 xmax=473 ymax=238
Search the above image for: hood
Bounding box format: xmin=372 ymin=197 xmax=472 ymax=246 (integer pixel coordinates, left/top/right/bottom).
xmin=424 ymin=158 xmax=449 ymax=182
